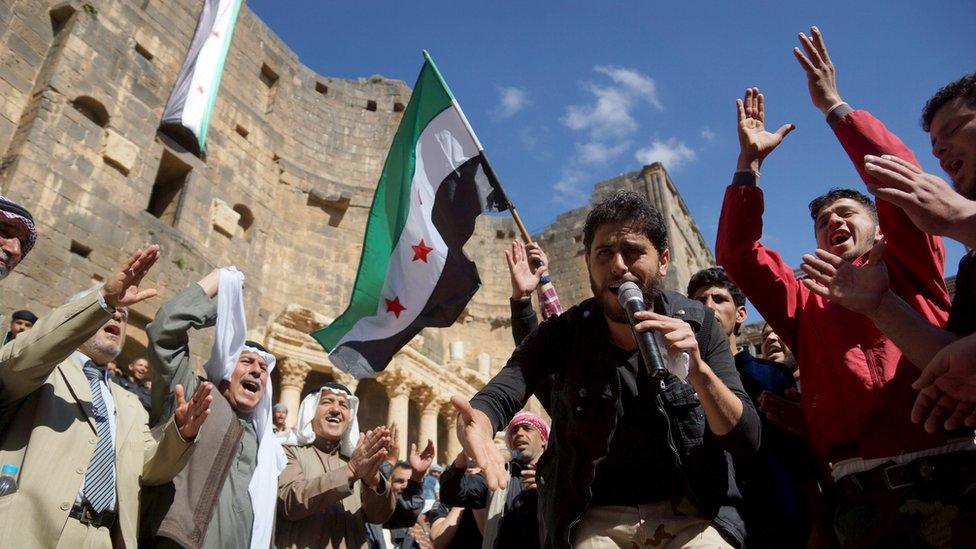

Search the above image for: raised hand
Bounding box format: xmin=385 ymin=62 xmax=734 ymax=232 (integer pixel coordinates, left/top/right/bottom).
xmin=912 ymin=334 xmax=976 ymax=432
xmin=174 ymin=382 xmax=213 ymax=440
xmin=793 ymin=26 xmax=843 ymax=114
xmin=347 ymin=427 xmax=391 ymax=487
xmin=736 ymin=87 xmax=795 ymax=173
xmin=408 ymin=439 xmax=436 ymax=480
xmin=385 ymin=422 xmax=401 ymax=464
xmin=101 ymin=245 xmax=161 ymax=308
xmin=800 ymin=240 xmax=889 ymax=315
xmin=864 ymin=155 xmax=976 ymax=248
xmin=451 ymin=395 xmax=508 ymax=491
xmin=505 ymin=241 xmax=548 ymax=299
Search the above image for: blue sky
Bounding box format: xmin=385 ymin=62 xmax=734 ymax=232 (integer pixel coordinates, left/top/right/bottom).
xmin=249 ymin=0 xmax=974 ymax=287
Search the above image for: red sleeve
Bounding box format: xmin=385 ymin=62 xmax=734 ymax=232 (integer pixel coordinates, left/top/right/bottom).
xmin=831 ymin=110 xmax=950 ymax=324
xmin=716 ymin=183 xmax=809 ymax=355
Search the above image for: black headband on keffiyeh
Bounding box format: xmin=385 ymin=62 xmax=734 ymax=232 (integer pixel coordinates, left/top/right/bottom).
xmin=0 ymin=195 xmax=36 ymax=258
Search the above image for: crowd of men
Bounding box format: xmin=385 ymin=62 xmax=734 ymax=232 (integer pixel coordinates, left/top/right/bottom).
xmin=0 ymin=26 xmax=974 ymax=549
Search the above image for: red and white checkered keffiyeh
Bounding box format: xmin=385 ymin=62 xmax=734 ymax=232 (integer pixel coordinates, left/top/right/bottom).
xmin=0 ymin=195 xmax=36 ymax=258
xmin=505 ymin=411 xmax=550 ymax=449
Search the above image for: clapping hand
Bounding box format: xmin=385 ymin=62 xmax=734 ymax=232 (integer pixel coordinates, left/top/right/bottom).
xmin=800 ymin=240 xmax=890 ymax=316
xmin=347 ymin=427 xmax=391 ymax=488
xmin=409 ymin=439 xmax=436 ymax=480
xmin=912 ymin=335 xmax=976 ymax=432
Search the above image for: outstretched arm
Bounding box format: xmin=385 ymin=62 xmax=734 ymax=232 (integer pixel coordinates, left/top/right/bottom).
xmin=717 ymin=88 xmax=806 ymax=355
xmin=1 ymin=246 xmax=160 ymax=406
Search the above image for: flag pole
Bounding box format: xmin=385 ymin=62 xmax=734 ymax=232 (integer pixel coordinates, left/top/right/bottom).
xmin=422 ymin=50 xmax=533 ymax=244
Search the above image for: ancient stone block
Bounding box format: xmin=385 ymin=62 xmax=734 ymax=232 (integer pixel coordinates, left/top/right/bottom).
xmin=210 ymin=198 xmax=240 ymax=237
xmin=102 ymin=128 xmax=138 ymax=174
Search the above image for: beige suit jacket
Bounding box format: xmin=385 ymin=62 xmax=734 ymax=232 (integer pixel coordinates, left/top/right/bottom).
xmin=0 ymin=291 xmax=195 ymax=548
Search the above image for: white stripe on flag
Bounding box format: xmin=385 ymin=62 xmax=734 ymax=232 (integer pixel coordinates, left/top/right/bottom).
xmin=334 ymin=106 xmax=478 ymax=348
xmin=181 ymin=0 xmax=238 ymax=136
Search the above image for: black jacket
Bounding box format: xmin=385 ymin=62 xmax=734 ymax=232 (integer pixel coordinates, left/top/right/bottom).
xmin=473 ymin=292 xmax=760 ymax=548
xmin=440 ymin=459 xmax=541 ymax=549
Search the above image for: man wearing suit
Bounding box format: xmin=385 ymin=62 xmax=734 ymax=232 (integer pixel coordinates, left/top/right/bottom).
xmin=0 ymin=245 xmax=214 ymax=548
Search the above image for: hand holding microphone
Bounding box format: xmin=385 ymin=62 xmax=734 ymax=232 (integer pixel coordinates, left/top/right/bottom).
xmin=617 ymin=281 xmax=670 ymax=380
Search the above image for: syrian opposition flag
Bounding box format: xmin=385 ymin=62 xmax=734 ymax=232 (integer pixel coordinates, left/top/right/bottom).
xmin=312 ymin=53 xmax=508 ymax=379
xmin=159 ymin=0 xmax=242 ymax=154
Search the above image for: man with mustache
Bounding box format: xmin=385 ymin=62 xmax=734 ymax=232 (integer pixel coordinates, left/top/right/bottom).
xmin=0 ymin=194 xmax=35 ymax=282
xmin=717 ymin=27 xmax=964 ymax=547
xmin=440 ymin=411 xmax=549 ymax=549
xmin=0 ymin=245 xmax=213 ymax=548
xmin=454 ymin=189 xmax=758 ymax=548
xmin=141 ymin=268 xmax=284 ymax=549
xmin=276 ymin=383 xmax=395 ymax=548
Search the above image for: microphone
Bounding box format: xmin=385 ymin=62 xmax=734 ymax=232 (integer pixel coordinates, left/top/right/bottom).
xmin=617 ymin=281 xmax=669 ymax=381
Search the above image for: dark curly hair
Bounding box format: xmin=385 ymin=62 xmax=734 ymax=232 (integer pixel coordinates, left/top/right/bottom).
xmin=922 ymin=73 xmax=976 ymax=132
xmin=687 ymin=267 xmax=746 ymax=308
xmin=808 ymin=188 xmax=877 ymax=222
xmin=582 ymin=190 xmax=669 ymax=254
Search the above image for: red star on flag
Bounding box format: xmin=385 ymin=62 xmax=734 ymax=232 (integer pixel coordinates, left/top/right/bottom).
xmin=211 ymin=30 xmax=221 ymax=38
xmin=411 ymin=239 xmax=433 ymax=262
xmin=385 ymin=296 xmax=406 ymax=318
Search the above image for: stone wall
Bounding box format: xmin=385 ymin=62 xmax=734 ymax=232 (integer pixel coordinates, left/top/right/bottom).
xmin=0 ymin=0 xmax=713 ymax=461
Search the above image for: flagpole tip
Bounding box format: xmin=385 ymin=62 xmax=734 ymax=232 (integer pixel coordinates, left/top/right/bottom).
xmin=422 ymin=49 xmax=431 ymax=60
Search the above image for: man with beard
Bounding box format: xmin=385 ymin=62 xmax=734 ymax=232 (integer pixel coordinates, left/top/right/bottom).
xmin=276 ymin=383 xmax=395 ymax=548
xmin=440 ymin=411 xmax=549 ymax=549
xmin=0 ymin=245 xmax=214 ymax=548
xmin=141 ymin=268 xmax=285 ymax=549
xmin=453 ymin=189 xmax=759 ymax=548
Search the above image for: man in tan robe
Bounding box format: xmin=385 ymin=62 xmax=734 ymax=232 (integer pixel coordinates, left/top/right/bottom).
xmin=276 ymin=383 xmax=396 ymax=548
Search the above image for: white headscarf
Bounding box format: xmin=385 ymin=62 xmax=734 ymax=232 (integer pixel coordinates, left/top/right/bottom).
xmin=203 ymin=267 xmax=286 ymax=549
xmin=289 ymin=384 xmax=361 ymax=458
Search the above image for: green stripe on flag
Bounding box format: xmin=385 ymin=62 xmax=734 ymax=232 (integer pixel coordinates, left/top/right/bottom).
xmin=313 ymin=56 xmax=454 ymax=351
xmin=198 ymin=0 xmax=242 ymax=151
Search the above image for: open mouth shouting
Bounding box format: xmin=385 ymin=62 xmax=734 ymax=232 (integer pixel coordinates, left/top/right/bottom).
xmin=102 ymin=323 xmax=122 ymax=339
xmin=325 ymin=413 xmax=343 ymax=425
xmin=942 ymin=157 xmax=963 ymax=181
xmin=828 ymin=228 xmax=852 ymax=251
xmin=240 ymin=377 xmax=262 ymax=396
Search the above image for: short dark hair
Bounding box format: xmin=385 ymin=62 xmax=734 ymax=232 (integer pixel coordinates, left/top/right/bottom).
xmin=921 ymin=73 xmax=976 ymax=132
xmin=582 ymin=190 xmax=668 ymax=253
xmin=394 ymin=461 xmax=412 ymax=471
xmin=808 ymin=188 xmax=877 ymax=222
xmin=687 ymin=267 xmax=745 ymax=308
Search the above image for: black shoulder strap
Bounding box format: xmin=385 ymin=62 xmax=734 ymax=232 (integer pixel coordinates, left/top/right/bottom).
xmin=694 ymin=307 xmax=714 ymax=354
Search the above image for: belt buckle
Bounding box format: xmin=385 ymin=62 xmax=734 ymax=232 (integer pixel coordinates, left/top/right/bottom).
xmin=882 ymin=463 xmax=913 ymax=490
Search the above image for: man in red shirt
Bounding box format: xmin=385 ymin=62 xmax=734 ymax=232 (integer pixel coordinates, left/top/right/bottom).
xmin=716 ymin=27 xmax=974 ymax=546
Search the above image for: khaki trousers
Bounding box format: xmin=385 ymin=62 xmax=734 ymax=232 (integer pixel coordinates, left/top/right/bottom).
xmin=55 ymin=516 xmax=113 ymax=549
xmin=574 ymin=499 xmax=734 ymax=549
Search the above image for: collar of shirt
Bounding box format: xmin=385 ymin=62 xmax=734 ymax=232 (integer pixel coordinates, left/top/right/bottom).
xmin=71 ymin=350 xmax=110 ymax=381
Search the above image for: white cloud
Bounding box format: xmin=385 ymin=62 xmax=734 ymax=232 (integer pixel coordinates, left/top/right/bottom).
xmin=562 ymin=66 xmax=662 ymax=140
xmin=495 ymin=86 xmax=528 ymax=118
xmin=635 ymin=138 xmax=696 ymax=170
xmin=577 ymin=141 xmax=629 ymax=165
xmin=552 ymin=170 xmax=588 ymax=204
xmin=700 ymin=127 xmax=716 ymax=142
xmin=594 ymin=65 xmax=663 ymax=110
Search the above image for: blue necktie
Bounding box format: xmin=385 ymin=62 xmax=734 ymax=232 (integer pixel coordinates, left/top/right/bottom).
xmin=81 ymin=361 xmax=116 ymax=513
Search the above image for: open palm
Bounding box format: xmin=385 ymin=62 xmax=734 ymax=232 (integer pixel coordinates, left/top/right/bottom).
xmin=736 ymin=87 xmax=795 ymax=170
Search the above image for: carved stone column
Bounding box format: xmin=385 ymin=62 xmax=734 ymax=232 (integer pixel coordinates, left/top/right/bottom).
xmin=441 ymin=407 xmax=462 ymax=464
xmin=277 ymin=357 xmax=311 ymax=428
xmin=384 ymin=382 xmax=411 ymax=460
xmin=417 ymin=396 xmax=443 ymax=459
